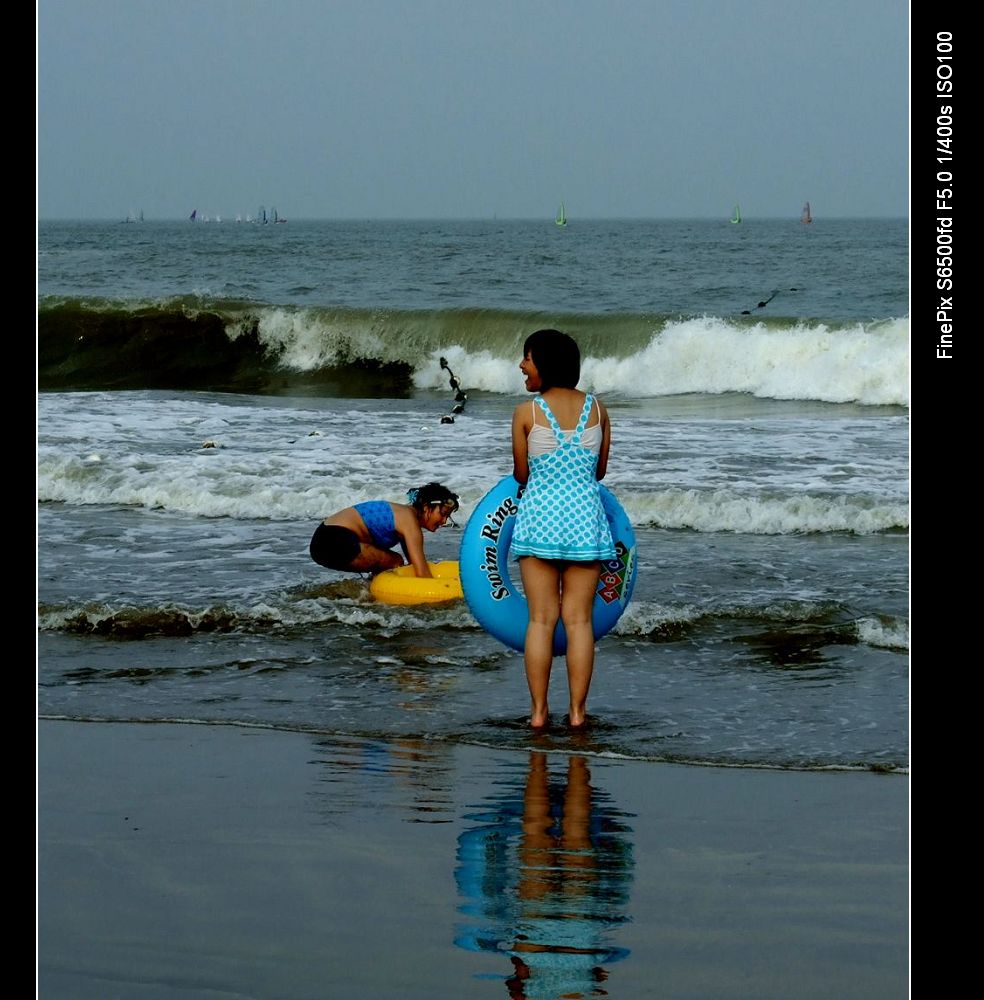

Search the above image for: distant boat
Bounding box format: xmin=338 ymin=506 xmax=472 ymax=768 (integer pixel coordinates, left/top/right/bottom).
xmin=801 ymin=201 xmax=813 ymax=224
xmin=730 ymin=204 xmax=742 ymax=224
xmin=555 ymin=201 xmax=567 ymax=227
xmin=189 ymin=209 xmax=197 ymax=222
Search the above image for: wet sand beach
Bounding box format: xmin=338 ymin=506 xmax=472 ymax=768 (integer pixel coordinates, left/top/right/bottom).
xmin=38 ymin=719 xmax=908 ymax=1000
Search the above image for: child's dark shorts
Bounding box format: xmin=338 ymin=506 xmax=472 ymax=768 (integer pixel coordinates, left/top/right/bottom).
xmin=309 ymin=523 xmax=362 ymax=570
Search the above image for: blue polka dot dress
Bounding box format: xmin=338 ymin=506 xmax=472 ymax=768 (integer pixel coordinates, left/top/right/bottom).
xmin=512 ymin=394 xmax=616 ymax=562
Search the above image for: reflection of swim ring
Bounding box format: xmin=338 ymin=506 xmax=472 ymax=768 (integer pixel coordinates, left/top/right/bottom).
xmin=369 ymin=561 xmax=463 ymax=605
xmin=459 ymin=476 xmax=637 ymax=654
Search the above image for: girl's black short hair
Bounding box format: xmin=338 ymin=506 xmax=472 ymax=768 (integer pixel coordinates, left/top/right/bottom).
xmin=523 ymin=329 xmax=581 ymax=390
xmin=406 ymin=482 xmax=459 ymax=511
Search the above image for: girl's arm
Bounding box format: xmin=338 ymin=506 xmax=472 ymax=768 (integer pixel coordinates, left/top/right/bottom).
xmin=395 ymin=506 xmax=433 ymax=577
xmin=511 ymin=404 xmax=531 ymax=484
xmin=596 ymin=400 xmax=611 ymax=481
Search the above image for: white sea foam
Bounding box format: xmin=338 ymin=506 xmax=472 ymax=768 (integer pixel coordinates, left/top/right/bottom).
xmin=238 ymin=308 xmax=910 ymax=407
xmin=622 ymin=488 xmax=908 ymax=534
xmin=856 ymin=616 xmax=909 ymax=650
xmin=581 ymin=317 xmax=910 ymax=407
xmin=37 ymin=390 xmax=909 ymax=535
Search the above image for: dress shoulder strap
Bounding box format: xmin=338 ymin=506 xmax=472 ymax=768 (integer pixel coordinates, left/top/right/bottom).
xmin=571 ymin=394 xmax=594 ymax=444
xmin=533 ymin=395 xmax=566 ymax=445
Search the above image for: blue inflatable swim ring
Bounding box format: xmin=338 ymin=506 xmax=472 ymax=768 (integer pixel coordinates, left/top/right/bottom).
xmin=459 ymin=475 xmax=637 ymax=654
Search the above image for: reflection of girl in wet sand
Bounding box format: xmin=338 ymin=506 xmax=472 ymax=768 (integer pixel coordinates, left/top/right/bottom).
xmin=455 ymin=752 xmax=634 ymax=998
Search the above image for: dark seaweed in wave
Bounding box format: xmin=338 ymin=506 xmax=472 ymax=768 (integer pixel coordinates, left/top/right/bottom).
xmin=37 ymin=298 xmax=415 ymax=395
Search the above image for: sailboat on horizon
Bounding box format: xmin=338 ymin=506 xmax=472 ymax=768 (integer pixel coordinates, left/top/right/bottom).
xmin=555 ymin=201 xmax=567 ymax=227
xmin=730 ymin=204 xmax=742 ymax=224
xmin=801 ymin=201 xmax=813 ymax=224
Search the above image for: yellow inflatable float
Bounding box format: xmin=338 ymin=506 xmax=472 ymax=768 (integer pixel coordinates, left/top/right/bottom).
xmin=369 ymin=560 xmax=464 ymax=606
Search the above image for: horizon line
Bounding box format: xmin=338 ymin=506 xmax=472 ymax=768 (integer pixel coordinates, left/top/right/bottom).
xmin=39 ymin=214 xmax=910 ymax=223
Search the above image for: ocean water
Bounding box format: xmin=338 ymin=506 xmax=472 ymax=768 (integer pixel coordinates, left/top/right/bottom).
xmin=37 ymin=218 xmax=909 ymax=772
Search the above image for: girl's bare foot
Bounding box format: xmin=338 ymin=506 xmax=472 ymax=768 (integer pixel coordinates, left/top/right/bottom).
xmin=530 ymin=706 xmax=550 ymax=729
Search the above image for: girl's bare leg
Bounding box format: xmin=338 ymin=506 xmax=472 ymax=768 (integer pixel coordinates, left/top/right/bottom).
xmin=347 ymin=545 xmax=405 ymax=574
xmin=519 ymin=557 xmax=562 ymax=728
xmin=560 ymin=561 xmax=602 ymax=727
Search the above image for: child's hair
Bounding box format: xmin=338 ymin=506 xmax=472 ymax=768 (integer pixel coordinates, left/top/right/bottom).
xmin=523 ymin=329 xmax=581 ymax=390
xmin=406 ymin=482 xmax=460 ymax=512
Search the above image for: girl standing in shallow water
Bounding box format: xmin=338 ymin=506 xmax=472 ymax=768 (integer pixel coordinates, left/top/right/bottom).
xmin=309 ymin=482 xmax=459 ymax=577
xmin=510 ymin=330 xmax=615 ymax=729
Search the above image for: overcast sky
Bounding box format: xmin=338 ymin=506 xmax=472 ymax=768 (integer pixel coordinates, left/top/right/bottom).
xmin=37 ymin=0 xmax=910 ymax=220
